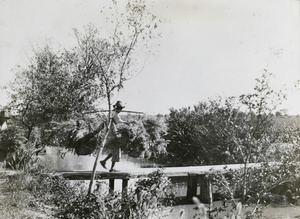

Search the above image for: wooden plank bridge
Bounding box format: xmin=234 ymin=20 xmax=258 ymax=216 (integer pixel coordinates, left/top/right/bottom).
xmin=55 ymin=163 xmax=260 ymax=204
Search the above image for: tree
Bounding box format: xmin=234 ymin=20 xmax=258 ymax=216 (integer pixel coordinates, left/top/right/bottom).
xmin=166 ymin=97 xmax=247 ymax=166
xmin=165 ymin=71 xmax=287 ymax=167
xmin=236 ymin=71 xmax=286 ymax=202
xmin=5 ymin=44 xmax=105 ymax=156
xmin=70 ymin=0 xmax=161 ymax=194
xmin=239 ymin=70 xmax=286 ymax=141
xmin=209 ymin=71 xmax=291 ymax=216
xmin=72 ymin=0 xmax=160 ymax=116
xmin=3 ymin=0 xmax=161 ymax=179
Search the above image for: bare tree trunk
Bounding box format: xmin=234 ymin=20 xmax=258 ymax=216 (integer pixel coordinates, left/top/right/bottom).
xmin=87 ymin=118 xmax=112 ymax=195
xmin=242 ymin=163 xmax=247 ymax=203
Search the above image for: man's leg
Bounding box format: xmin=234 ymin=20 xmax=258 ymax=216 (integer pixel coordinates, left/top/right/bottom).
xmin=100 ymin=153 xmax=112 ymax=169
xmin=110 ymin=161 xmax=116 ymax=172
xmin=109 ymin=148 xmax=121 ymax=172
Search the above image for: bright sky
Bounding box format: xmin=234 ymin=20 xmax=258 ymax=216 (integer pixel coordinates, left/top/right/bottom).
xmin=0 ymin=0 xmax=300 ymax=115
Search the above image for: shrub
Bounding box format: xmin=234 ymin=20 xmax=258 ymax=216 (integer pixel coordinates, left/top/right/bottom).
xmin=56 ymin=193 xmax=106 ymax=219
xmin=57 ymin=169 xmax=175 ymax=219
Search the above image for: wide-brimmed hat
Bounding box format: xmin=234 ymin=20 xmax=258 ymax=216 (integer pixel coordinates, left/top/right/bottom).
xmin=113 ymin=101 xmax=125 ymax=110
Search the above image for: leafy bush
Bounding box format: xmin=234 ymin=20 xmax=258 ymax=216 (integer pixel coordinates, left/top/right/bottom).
xmin=56 ymin=193 xmax=106 ymax=219
xmin=5 ymin=142 xmax=41 ymax=171
xmin=57 ymin=169 xmax=175 ymax=219
xmin=135 ymin=169 xmax=175 ymax=207
xmin=0 ymin=116 xmax=46 ymax=170
xmin=166 ymin=97 xmax=249 ymax=166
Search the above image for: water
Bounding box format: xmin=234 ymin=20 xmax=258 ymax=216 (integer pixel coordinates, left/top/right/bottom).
xmin=163 ymin=203 xmax=300 ymax=219
xmin=41 ymin=147 xmax=156 ymax=171
xmin=41 ymin=147 xmax=171 ymax=193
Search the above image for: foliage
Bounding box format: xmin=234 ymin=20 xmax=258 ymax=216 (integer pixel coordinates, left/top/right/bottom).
xmin=0 ymin=117 xmax=26 ymax=156
xmin=165 ymin=71 xmax=286 ymax=166
xmin=0 ymin=116 xmax=44 ymax=170
xmin=1 ymin=165 xmax=174 ymax=219
xmin=56 ymin=193 xmax=106 ymax=219
xmin=71 ymin=0 xmax=161 ymax=116
xmin=210 ymin=168 xmax=264 ymax=219
xmin=107 ymin=115 xmax=169 ymax=159
xmin=227 ymin=70 xmax=288 ymax=204
xmin=1 ymin=170 xmax=94 ymax=218
xmin=4 ymin=44 xmax=104 ymax=159
xmin=202 ymin=113 xmax=300 ymax=218
xmin=55 ymin=169 xmax=175 ymax=219
xmin=237 ymin=70 xmax=286 ymax=162
xmin=191 ymin=196 xmax=244 ymax=219
xmin=166 ymin=97 xmax=249 ymax=166
xmin=210 ymin=135 xmax=300 ymax=218
xmin=1 ymin=169 xmax=82 ymax=218
xmin=8 ymin=44 xmax=100 ymax=124
xmin=5 ymin=142 xmax=41 ymax=171
xmin=165 ymin=71 xmax=300 ymax=218
xmin=1 ymin=0 xmax=161 ymax=199
xmin=135 ymin=169 xmax=175 ymax=207
xmin=3 ymin=0 xmax=161 ymax=161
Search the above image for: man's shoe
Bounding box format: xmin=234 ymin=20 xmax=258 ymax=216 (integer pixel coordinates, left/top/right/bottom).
xmin=100 ymin=161 xmax=107 ymax=169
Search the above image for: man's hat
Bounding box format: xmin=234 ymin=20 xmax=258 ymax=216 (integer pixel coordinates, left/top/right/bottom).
xmin=113 ymin=101 xmax=125 ymax=110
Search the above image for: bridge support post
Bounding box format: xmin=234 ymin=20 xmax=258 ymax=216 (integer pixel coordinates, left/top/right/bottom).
xmin=109 ymin=179 xmax=115 ymax=192
xmin=199 ymin=175 xmax=212 ymax=205
xmin=187 ymin=173 xmax=198 ymax=199
xmin=109 ymin=179 xmax=129 ymax=194
xmin=122 ymin=179 xmax=129 ymax=194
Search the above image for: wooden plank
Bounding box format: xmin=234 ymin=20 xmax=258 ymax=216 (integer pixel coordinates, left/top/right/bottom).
xmin=54 ymin=163 xmax=260 ymax=180
xmin=56 ymin=171 xmax=131 ymax=180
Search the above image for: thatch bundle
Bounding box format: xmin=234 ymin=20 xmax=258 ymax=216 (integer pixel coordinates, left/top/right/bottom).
xmin=56 ymin=114 xmax=106 ymax=155
xmin=59 ymin=115 xmax=167 ymax=158
xmin=66 ymin=122 xmax=105 ymax=155
xmin=105 ymin=122 xmax=148 ymax=158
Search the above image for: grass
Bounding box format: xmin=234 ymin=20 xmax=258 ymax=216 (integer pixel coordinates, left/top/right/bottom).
xmin=0 ymin=179 xmax=55 ymax=219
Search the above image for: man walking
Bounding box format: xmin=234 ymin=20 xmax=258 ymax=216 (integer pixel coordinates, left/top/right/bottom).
xmin=100 ymin=101 xmax=127 ymax=172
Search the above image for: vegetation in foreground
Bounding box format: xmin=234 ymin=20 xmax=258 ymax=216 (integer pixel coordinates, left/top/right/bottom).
xmin=0 ymin=167 xmax=175 ymax=219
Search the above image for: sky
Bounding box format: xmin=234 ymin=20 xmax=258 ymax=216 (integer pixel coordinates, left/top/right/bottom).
xmin=0 ymin=0 xmax=300 ymax=115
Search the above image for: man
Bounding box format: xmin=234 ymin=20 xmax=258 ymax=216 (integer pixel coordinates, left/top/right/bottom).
xmin=100 ymin=101 xmax=128 ymax=172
